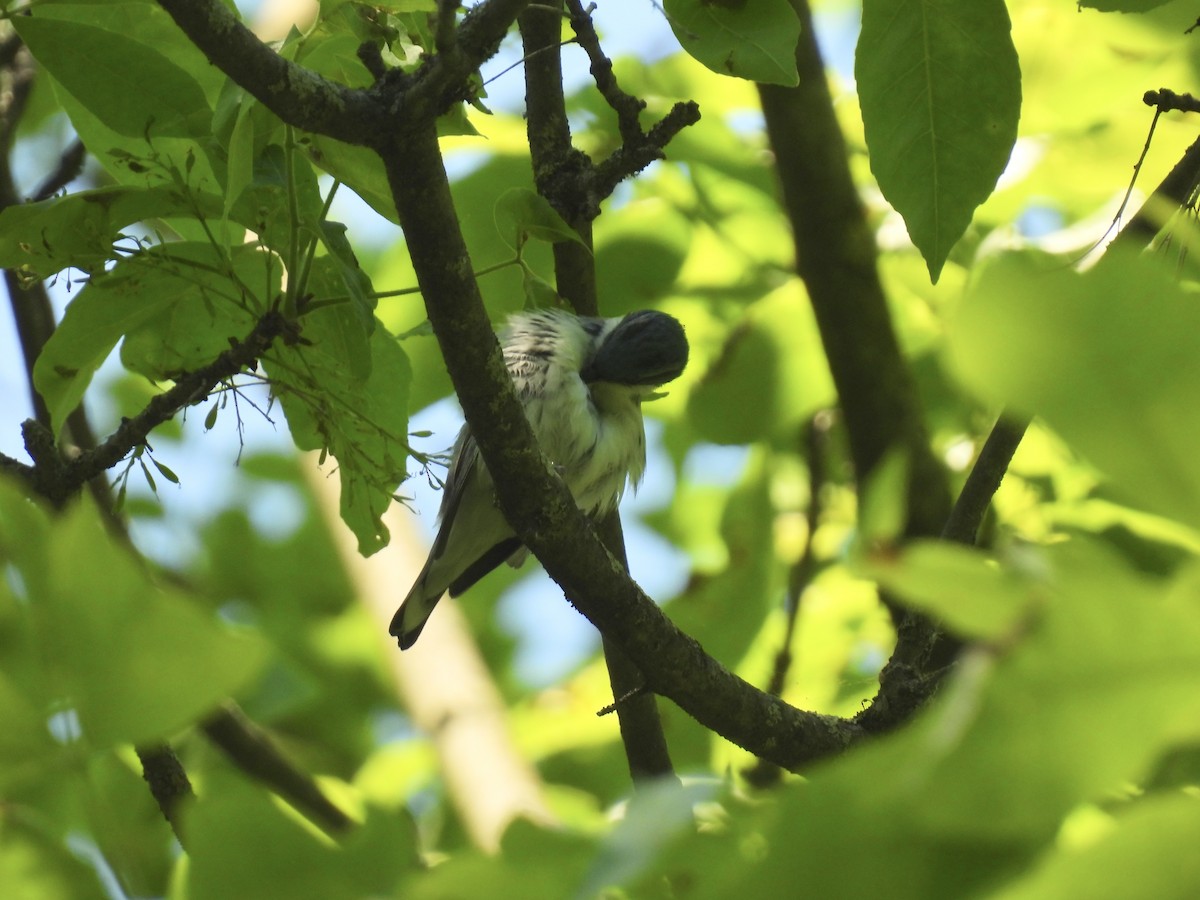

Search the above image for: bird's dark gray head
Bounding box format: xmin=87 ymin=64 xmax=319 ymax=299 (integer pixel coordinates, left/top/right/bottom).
xmin=581 ymin=310 xmax=689 ymax=387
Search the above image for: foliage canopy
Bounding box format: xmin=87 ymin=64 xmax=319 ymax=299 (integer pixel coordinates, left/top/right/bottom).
xmin=3 ymin=0 xmax=1200 ymax=897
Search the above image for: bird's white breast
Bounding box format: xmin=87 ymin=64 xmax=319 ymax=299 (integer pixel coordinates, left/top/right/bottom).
xmin=503 ymin=311 xmax=647 ymax=515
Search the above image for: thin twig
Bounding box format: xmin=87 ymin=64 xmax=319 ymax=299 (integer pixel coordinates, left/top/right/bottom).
xmin=941 ymin=415 xmax=1031 ymax=546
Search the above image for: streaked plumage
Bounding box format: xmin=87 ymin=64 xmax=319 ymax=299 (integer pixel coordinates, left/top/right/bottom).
xmin=390 ymin=308 xmax=689 ymax=650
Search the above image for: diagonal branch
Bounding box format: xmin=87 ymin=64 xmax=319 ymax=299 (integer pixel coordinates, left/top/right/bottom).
xmin=380 ymin=115 xmax=861 ymax=769
xmin=156 ymin=0 xmax=381 ymax=144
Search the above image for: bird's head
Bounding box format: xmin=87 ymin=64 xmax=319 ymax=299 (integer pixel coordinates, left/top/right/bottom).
xmin=580 ymin=310 xmax=689 ymax=392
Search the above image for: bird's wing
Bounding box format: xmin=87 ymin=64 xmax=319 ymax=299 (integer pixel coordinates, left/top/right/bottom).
xmin=390 ymin=426 xmax=520 ymax=648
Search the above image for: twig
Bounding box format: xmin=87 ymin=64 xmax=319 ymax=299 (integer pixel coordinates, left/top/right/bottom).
xmin=564 ymin=0 xmax=644 ymax=143
xmin=202 ymin=703 xmax=353 ymax=835
xmin=53 ymin=311 xmax=291 ymax=502
xmin=29 ymin=139 xmax=86 ymax=202
xmin=136 ymin=744 xmax=196 ymax=839
xmin=941 ymin=415 xmax=1030 ymax=545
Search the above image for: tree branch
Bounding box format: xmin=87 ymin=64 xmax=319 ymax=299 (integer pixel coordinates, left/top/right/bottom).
xmin=202 ymin=702 xmax=353 ymax=835
xmin=155 ymin=0 xmax=382 ymax=144
xmin=942 ymin=415 xmax=1030 ymax=545
xmin=19 ymin=311 xmax=289 ymax=505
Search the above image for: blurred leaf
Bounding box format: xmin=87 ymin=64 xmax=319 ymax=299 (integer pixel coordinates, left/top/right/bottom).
xmin=82 ymin=754 xmax=174 ymax=897
xmin=37 ymin=501 xmax=267 ymax=747
xmin=15 ymin=15 xmax=210 ymax=139
xmin=688 ymin=284 xmax=835 ymax=444
xmin=186 ymin=771 xmax=414 ymax=900
xmin=663 ymin=0 xmax=801 ymax=86
xmin=405 ymin=818 xmax=594 ymax=899
xmin=494 ymin=188 xmax=586 ymax=251
xmin=858 ymin=448 xmax=910 ymax=546
xmin=949 ymin=249 xmax=1200 ymax=533
xmin=863 ymin=540 xmax=1035 ymax=639
xmin=992 ymin=794 xmax=1200 ymax=900
xmin=0 ymin=815 xmax=107 ymax=900
xmin=1078 ymin=0 xmax=1174 ymax=9
xmin=857 ymin=0 xmax=1020 ymax=281
xmin=579 ymin=779 xmax=716 ymax=898
xmin=594 ymin=200 xmax=692 ymax=315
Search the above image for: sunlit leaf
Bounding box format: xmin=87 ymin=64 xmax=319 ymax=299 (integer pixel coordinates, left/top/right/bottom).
xmin=15 ymin=16 xmax=211 ymax=139
xmin=0 ymin=185 xmax=222 ymax=279
xmin=663 ymin=0 xmax=801 ymax=86
xmin=494 ymin=188 xmax=587 ymax=251
xmin=949 ymin=249 xmax=1200 ymax=533
xmin=857 ymin=0 xmax=1020 ymax=281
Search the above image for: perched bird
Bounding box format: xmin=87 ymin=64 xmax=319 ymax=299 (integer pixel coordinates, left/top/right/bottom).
xmin=390 ymin=308 xmax=689 ymax=650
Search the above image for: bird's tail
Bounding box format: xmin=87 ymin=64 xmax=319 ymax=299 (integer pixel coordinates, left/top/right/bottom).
xmin=389 ymin=563 xmax=445 ymax=650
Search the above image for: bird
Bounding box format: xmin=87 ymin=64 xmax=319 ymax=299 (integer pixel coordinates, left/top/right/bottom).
xmin=389 ymin=307 xmax=689 ymax=650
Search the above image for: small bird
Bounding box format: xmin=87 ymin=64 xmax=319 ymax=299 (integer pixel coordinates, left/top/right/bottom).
xmin=390 ymin=308 xmax=689 ymax=650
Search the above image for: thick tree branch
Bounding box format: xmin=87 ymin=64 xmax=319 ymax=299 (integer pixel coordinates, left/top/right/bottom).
xmin=758 ymin=0 xmax=954 ymax=703
xmin=155 ymin=0 xmax=381 ymax=144
xmin=519 ymin=2 xmax=678 ymax=783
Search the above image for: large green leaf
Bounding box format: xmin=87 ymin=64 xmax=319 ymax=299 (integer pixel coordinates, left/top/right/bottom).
xmin=856 ymin=0 xmax=1021 ymax=282
xmin=1078 ymin=0 xmax=1174 ymax=10
xmin=186 ymin=771 xmax=415 ymax=900
xmin=0 ymin=489 xmax=267 ymax=749
xmin=992 ymin=794 xmax=1200 ymax=900
xmin=949 ymin=249 xmax=1200 ymax=533
xmin=659 ymin=539 xmax=1200 ymax=899
xmin=15 ymin=15 xmax=211 ymax=139
xmin=119 ymin=243 xmax=277 ymax=380
xmin=33 ymin=242 xmax=271 ymax=436
xmin=266 ymin=310 xmax=412 ymax=555
xmin=663 ymin=0 xmax=801 ymax=86
xmin=0 ymin=185 xmax=222 ymax=279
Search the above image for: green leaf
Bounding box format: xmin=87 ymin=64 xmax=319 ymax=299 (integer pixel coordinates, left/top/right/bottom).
xmin=266 ymin=316 xmax=412 ymax=555
xmin=0 ymin=816 xmax=108 ymax=899
xmin=29 ymin=500 xmax=267 ymax=748
xmin=494 ymin=188 xmax=587 ymax=251
xmin=862 ymin=540 xmax=1035 ymax=639
xmin=858 ymin=448 xmax=910 ymax=546
xmin=186 ymin=772 xmax=413 ymax=900
xmin=521 ymin=265 xmax=561 ymax=309
xmin=306 ymin=135 xmax=399 ymax=224
xmin=594 ymin=200 xmax=692 ymax=314
xmin=1077 ymin=0 xmax=1174 ymax=10
xmin=663 ymin=0 xmax=801 ymax=86
xmin=119 ymin=243 xmax=276 ymax=380
xmin=15 ymin=16 xmax=211 ymax=139
xmin=948 ymin=249 xmax=1200 ymax=533
xmin=688 ymin=283 xmax=835 ymax=444
xmin=33 ymin=273 xmax=172 ymax=437
xmin=992 ymin=794 xmax=1200 ymax=900
xmin=856 ymin=0 xmax=1021 ymax=282
xmin=0 ymin=185 xmax=222 ymax=279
